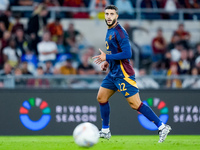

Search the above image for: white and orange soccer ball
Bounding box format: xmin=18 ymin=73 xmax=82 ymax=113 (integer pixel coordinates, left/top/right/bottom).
xmin=73 ymin=122 xmax=99 ymax=147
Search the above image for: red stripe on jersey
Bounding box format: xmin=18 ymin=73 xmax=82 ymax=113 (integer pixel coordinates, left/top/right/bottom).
xmin=115 ymin=32 xmax=135 ymax=77
xmin=115 ymin=25 xmax=125 ymax=39
xmin=121 ymin=59 xmax=135 ymax=76
xmin=114 ymin=33 xmax=122 ymax=53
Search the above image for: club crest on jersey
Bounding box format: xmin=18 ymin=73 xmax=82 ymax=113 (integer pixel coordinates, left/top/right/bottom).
xmin=109 ymin=35 xmax=112 ymax=40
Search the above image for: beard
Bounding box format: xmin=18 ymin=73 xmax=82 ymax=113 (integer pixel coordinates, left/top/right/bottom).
xmin=105 ymin=18 xmax=116 ymax=27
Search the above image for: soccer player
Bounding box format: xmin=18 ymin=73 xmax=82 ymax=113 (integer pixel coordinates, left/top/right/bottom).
xmin=92 ymin=5 xmax=171 ymax=143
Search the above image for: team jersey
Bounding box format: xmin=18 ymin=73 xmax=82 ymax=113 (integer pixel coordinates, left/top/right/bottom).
xmin=105 ymin=23 xmax=135 ymax=78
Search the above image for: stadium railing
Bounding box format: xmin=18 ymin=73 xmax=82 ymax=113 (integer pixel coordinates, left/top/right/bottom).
xmin=0 ymin=75 xmax=199 ymax=89
xmin=11 ymin=6 xmax=200 ymax=21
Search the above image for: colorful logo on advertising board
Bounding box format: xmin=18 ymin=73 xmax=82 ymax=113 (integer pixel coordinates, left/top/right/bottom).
xmin=138 ymin=98 xmax=169 ymax=130
xmin=19 ymin=98 xmax=51 ymax=131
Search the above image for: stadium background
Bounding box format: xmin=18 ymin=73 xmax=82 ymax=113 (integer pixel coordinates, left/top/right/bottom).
xmin=0 ymin=0 xmax=200 ymax=136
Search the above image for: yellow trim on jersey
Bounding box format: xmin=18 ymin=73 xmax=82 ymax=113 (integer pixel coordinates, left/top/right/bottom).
xmin=106 ymin=41 xmax=109 ymax=50
xmin=124 ymin=77 xmax=138 ymax=89
xmin=120 ymin=60 xmax=138 ymax=88
xmin=120 ymin=60 xmax=129 ymax=78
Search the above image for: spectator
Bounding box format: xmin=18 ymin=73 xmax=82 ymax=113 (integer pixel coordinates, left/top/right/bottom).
xmin=195 ymin=56 xmax=200 ymax=72
xmin=0 ymin=62 xmax=12 ymax=76
xmin=21 ymin=61 xmax=32 ymax=75
xmin=87 ymin=46 xmax=96 ymax=64
xmin=0 ymin=21 xmax=7 ymax=39
xmin=27 ymin=31 xmax=40 ymax=55
xmin=63 ymin=0 xmax=84 ymax=6
xmin=21 ymin=49 xmax=37 ymax=73
xmin=86 ymin=46 xmax=105 ymax=75
xmin=159 ymin=0 xmax=182 ymax=19
xmin=163 ymin=0 xmax=178 ymax=12
xmin=14 ymin=28 xmax=29 ymax=55
xmin=170 ymin=42 xmax=183 ymax=62
xmin=195 ymin=43 xmax=200 ymax=59
xmin=64 ymin=23 xmax=83 ymax=61
xmin=0 ymin=31 xmax=11 ymax=68
xmin=151 ymin=61 xmax=167 ymax=76
xmin=60 ymin=59 xmax=77 ymax=75
xmin=56 ymin=36 xmax=66 ymax=54
xmin=0 ymin=8 xmax=10 ymax=31
xmin=173 ymin=23 xmax=191 ymax=48
xmin=83 ymin=0 xmax=91 ymax=7
xmin=18 ymin=0 xmax=33 ymax=6
xmin=152 ymin=28 xmax=167 ymax=62
xmin=63 ymin=0 xmax=89 ymax=18
xmin=53 ymin=67 xmax=61 ymax=75
xmin=166 ymin=62 xmax=182 ymax=88
xmin=3 ymin=38 xmax=22 ymax=68
xmin=11 ymin=14 xmax=24 ymax=34
xmin=182 ymin=0 xmax=200 ymax=8
xmin=141 ymin=0 xmax=159 ymax=9
xmin=27 ymin=66 xmax=50 ymax=88
xmin=37 ymin=31 xmax=58 ymax=64
xmin=188 ymin=48 xmax=195 ymax=70
xmin=44 ymin=61 xmax=54 ymax=75
xmin=115 ymin=0 xmax=134 ymax=19
xmin=167 ymin=33 xmax=181 ymax=51
xmin=178 ymin=49 xmax=190 ymax=74
xmin=179 ymin=0 xmax=196 ymax=19
xmin=89 ymin=0 xmax=110 ymax=18
xmin=163 ymin=51 xmax=172 ymax=70
xmin=27 ymin=4 xmax=48 ymax=38
xmin=141 ymin=0 xmax=161 ymax=19
xmin=44 ymin=0 xmax=60 ymax=6
xmin=44 ymin=0 xmax=64 ymax=20
xmin=14 ymin=67 xmax=26 ymax=87
xmin=47 ymin=16 xmax=63 ymax=42
xmin=182 ymin=67 xmax=200 ymax=88
xmin=0 ymin=62 xmax=12 ymax=87
xmin=77 ymin=53 xmax=95 ymax=75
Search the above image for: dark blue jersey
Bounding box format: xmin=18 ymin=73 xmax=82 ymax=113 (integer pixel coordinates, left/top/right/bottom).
xmin=105 ymin=23 xmax=135 ymax=78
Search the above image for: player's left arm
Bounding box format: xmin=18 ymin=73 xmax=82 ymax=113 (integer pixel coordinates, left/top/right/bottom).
xmin=106 ymin=31 xmax=132 ymax=61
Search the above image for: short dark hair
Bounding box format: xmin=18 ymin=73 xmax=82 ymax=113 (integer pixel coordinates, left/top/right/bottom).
xmin=104 ymin=5 xmax=118 ymax=14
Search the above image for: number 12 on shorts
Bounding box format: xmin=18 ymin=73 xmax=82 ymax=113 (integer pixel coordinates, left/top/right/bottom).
xmin=118 ymin=83 xmax=127 ymax=91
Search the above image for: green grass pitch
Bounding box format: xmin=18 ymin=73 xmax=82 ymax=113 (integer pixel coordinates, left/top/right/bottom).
xmin=0 ymin=135 xmax=200 ymax=150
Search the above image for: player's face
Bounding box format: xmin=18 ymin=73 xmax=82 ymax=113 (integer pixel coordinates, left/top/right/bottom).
xmin=105 ymin=9 xmax=118 ymax=27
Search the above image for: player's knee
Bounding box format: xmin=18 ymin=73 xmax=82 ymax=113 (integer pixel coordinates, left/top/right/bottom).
xmin=97 ymin=95 xmax=107 ymax=103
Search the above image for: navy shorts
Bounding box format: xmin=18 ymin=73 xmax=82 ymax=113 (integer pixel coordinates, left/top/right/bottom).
xmin=101 ymin=74 xmax=139 ymax=98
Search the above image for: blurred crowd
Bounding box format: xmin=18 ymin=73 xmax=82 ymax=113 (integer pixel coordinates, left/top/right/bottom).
xmin=142 ymin=23 xmax=200 ymax=89
xmin=0 ymin=2 xmax=108 ymax=88
xmin=0 ymin=0 xmax=200 ymax=89
xmin=4 ymin=0 xmax=200 ymax=19
xmin=122 ymin=21 xmax=200 ymax=89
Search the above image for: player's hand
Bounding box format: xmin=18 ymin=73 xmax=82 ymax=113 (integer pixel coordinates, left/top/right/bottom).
xmin=101 ymin=61 xmax=109 ymax=71
xmin=92 ymin=49 xmax=106 ymax=64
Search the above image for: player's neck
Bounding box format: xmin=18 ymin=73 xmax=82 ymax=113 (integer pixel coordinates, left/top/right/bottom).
xmin=108 ymin=21 xmax=118 ymax=29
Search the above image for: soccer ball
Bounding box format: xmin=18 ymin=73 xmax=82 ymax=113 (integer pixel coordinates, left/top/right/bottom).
xmin=73 ymin=122 xmax=99 ymax=147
